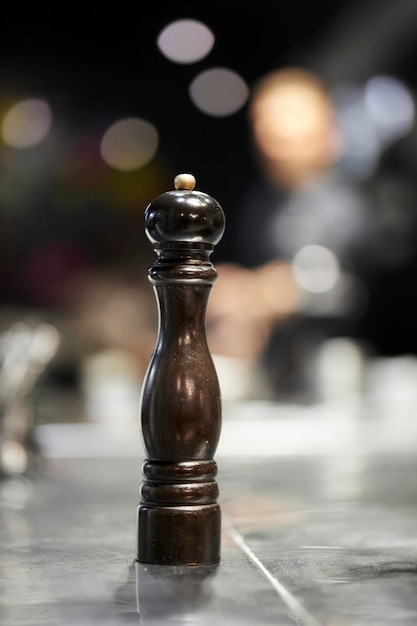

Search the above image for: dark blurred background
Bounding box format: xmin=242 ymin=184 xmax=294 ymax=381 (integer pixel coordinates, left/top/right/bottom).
xmin=1 ymin=0 xmax=417 ymax=403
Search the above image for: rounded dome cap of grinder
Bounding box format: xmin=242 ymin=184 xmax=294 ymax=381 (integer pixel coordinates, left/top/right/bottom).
xmin=145 ymin=174 xmax=225 ymax=246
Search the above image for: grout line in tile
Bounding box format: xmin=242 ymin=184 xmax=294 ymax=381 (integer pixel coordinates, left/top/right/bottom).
xmin=223 ymin=515 xmax=324 ymax=626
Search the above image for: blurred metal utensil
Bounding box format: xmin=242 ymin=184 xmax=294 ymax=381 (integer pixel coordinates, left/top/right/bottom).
xmin=0 ymin=321 xmax=60 ymax=477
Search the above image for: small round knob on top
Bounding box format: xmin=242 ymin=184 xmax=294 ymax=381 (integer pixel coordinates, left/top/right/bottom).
xmin=174 ymin=173 xmax=196 ymax=190
xmin=145 ymin=174 xmax=225 ymax=246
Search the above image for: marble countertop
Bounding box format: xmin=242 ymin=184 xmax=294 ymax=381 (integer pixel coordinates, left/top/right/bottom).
xmin=3 ymin=398 xmax=417 ymax=625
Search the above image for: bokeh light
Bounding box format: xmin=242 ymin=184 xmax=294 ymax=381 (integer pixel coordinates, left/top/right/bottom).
xmin=331 ymin=83 xmax=381 ymax=178
xmin=364 ymin=75 xmax=415 ymax=142
xmin=1 ymin=98 xmax=52 ymax=148
xmin=292 ymin=244 xmax=340 ymax=293
xmin=100 ymin=118 xmax=159 ymax=171
xmin=157 ymin=19 xmax=215 ymax=64
xmin=332 ymin=76 xmax=415 ymax=179
xmin=189 ymin=68 xmax=249 ymax=117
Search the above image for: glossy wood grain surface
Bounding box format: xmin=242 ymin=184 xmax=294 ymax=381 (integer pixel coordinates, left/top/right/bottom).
xmin=137 ymin=177 xmax=225 ymax=565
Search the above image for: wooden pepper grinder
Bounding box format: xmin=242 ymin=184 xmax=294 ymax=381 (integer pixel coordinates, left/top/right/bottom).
xmin=137 ymin=174 xmax=226 ymax=565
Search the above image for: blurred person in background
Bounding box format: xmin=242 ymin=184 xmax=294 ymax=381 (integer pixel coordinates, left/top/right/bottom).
xmin=207 ymin=67 xmax=417 ymax=402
